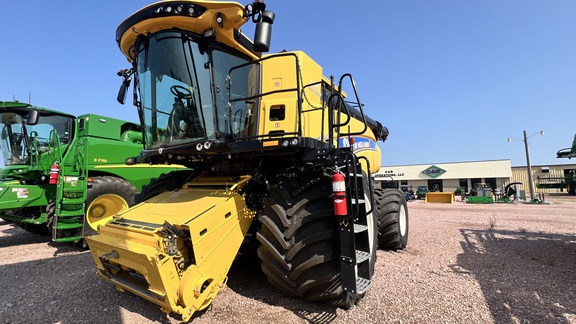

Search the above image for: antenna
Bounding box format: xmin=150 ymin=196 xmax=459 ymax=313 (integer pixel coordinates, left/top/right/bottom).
xmin=28 ymin=93 xmax=32 ymax=104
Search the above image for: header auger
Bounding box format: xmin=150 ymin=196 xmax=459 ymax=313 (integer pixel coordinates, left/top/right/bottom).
xmin=86 ymin=1 xmax=409 ymax=321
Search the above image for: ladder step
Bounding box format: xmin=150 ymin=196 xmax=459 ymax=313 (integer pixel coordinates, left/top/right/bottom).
xmin=354 ymin=224 xmax=367 ymax=233
xmin=356 ymin=250 xmax=370 ymax=264
xmin=350 ymin=198 xmax=365 ymax=204
xmin=53 ymin=235 xmax=83 ymax=243
xmin=356 ymin=277 xmax=371 ymax=294
xmin=56 ymin=222 xmax=83 ymax=230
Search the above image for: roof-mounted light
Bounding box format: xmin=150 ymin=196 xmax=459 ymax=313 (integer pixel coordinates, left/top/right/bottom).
xmin=117 ymin=2 xmax=207 ymax=43
xmin=150 ymin=2 xmax=205 ymax=18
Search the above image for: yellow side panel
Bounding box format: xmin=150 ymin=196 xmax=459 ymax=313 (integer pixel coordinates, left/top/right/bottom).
xmin=259 ymin=51 xmax=379 ymax=150
xmin=86 ymin=176 xmax=255 ymax=320
xmin=355 ymin=145 xmax=382 ymax=175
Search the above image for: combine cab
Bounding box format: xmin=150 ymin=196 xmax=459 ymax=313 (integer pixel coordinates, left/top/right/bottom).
xmin=86 ymin=1 xmax=409 ymax=321
xmin=0 ymin=101 xmax=184 ymax=245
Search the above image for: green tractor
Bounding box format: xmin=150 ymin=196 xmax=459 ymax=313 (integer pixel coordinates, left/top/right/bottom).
xmin=416 ymin=185 xmax=428 ymax=199
xmin=0 ymin=101 xmax=185 ymax=246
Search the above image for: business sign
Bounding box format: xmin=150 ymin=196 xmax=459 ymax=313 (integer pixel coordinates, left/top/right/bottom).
xmin=375 ymin=169 xmax=405 ymax=178
xmin=421 ymin=165 xmax=446 ymax=178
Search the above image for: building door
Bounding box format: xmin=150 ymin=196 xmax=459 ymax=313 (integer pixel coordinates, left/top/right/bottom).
xmin=427 ymin=179 xmax=443 ymax=192
xmin=485 ymin=178 xmax=497 ymax=191
xmin=471 ymin=178 xmax=482 ymax=190
xmin=459 ymin=179 xmax=468 ymax=192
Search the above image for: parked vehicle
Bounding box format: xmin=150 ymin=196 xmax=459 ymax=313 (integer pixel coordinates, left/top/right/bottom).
xmin=416 ymin=186 xmax=429 ymax=199
xmin=0 ymin=101 xmax=184 ymax=246
xmin=85 ymin=1 xmax=409 ymax=321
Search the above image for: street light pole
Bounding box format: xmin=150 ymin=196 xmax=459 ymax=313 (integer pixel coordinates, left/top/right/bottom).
xmin=508 ymin=130 xmax=544 ymax=202
xmin=523 ymin=130 xmax=536 ymax=201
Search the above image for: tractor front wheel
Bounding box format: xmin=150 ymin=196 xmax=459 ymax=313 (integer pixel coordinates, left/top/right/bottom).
xmin=135 ymin=170 xmax=196 ymax=203
xmin=84 ymin=176 xmax=138 ymax=237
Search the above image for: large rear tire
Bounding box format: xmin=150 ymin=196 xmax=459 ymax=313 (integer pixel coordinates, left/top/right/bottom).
xmin=374 ymin=188 xmax=409 ymax=250
xmin=257 ymin=169 xmax=377 ymax=307
xmin=134 ymin=170 xmax=195 ymax=203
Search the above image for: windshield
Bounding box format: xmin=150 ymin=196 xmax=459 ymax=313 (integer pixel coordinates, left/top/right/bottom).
xmin=136 ymin=31 xmax=252 ymax=149
xmin=0 ymin=112 xmax=73 ymax=166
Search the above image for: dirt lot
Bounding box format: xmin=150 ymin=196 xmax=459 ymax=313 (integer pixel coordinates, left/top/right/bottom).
xmin=0 ymin=193 xmax=575 ymax=324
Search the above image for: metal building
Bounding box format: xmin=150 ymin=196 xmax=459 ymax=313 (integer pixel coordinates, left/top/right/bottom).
xmin=376 ymin=160 xmax=576 ymax=196
xmin=376 ymin=160 xmax=512 ymax=193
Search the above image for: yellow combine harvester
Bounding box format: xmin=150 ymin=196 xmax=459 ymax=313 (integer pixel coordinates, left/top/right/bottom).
xmin=86 ymin=1 xmax=409 ymax=321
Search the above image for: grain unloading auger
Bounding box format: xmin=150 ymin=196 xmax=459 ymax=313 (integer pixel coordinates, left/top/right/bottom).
xmin=86 ymin=1 xmax=409 ymax=321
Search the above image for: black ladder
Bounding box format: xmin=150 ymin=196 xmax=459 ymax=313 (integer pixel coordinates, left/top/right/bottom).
xmin=334 ymin=152 xmax=374 ymax=301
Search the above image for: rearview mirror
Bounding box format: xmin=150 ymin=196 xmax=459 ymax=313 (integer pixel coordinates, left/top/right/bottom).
xmin=253 ymin=10 xmax=275 ymax=52
xmin=117 ymin=69 xmax=133 ymax=104
xmin=117 ymin=82 xmax=129 ymax=104
xmin=27 ymin=109 xmax=39 ymax=126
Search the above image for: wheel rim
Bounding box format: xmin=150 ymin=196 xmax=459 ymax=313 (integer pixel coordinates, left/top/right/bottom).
xmin=86 ymin=194 xmax=129 ymax=230
xmin=398 ymin=203 xmax=407 ymax=236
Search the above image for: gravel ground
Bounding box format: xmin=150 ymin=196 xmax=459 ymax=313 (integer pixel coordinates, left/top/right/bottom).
xmin=1 ymin=193 xmax=575 ymax=324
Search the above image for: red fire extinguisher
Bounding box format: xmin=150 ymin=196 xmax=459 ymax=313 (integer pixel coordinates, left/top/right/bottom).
xmin=49 ymin=163 xmax=60 ymax=185
xmin=332 ymin=170 xmax=348 ymax=216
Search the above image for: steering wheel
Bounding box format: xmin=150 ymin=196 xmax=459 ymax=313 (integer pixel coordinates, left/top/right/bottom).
xmin=170 ymin=85 xmax=192 ymax=100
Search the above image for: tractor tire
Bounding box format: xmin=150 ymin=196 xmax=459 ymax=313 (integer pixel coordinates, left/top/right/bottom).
xmin=84 ymin=176 xmax=138 ymax=238
xmin=20 ymin=222 xmax=51 ymax=236
xmin=257 ymin=169 xmax=377 ymax=308
xmin=45 ymin=199 xmax=56 ymax=234
xmin=134 ymin=170 xmax=195 ymax=203
xmin=374 ymin=188 xmax=409 ymax=250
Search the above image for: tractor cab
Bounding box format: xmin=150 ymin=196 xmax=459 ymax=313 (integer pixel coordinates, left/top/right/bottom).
xmin=0 ymin=102 xmax=74 ymax=181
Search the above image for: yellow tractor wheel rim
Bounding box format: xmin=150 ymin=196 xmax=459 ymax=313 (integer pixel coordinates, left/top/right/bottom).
xmin=86 ymin=194 xmax=129 ymax=230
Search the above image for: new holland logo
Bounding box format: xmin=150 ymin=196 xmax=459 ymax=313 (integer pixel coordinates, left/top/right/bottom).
xmin=421 ymin=165 xmax=446 ymax=178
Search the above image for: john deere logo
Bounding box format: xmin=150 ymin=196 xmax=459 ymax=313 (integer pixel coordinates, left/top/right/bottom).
xmin=421 ymin=165 xmax=446 ymax=178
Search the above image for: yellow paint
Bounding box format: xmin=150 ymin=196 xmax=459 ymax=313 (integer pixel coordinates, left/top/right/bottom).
xmin=85 ymin=175 xmax=255 ymax=320
xmin=425 ymin=192 xmax=454 ymax=204
xmin=118 ymin=1 xmax=258 ymax=62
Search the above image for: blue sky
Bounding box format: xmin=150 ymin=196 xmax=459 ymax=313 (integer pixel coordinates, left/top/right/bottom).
xmin=1 ymin=1 xmax=575 ymax=167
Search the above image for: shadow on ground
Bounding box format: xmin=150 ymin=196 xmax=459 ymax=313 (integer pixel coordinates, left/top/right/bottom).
xmin=0 ymin=250 xmax=178 ymax=324
xmin=223 ymin=248 xmax=340 ymax=324
xmin=455 ymin=228 xmax=576 ymax=323
xmin=0 ymin=220 xmax=51 ymax=248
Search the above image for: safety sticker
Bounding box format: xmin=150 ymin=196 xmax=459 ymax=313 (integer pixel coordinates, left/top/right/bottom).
xmin=64 ymin=177 xmax=79 ymax=187
xmin=12 ymin=188 xmax=29 ymax=199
